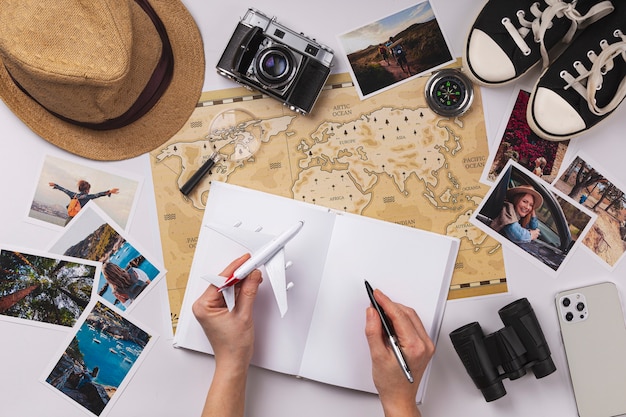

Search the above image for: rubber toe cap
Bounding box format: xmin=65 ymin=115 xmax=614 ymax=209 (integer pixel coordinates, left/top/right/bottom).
xmin=466 ymin=29 xmax=516 ymax=83
xmin=531 ymin=87 xmax=586 ymax=136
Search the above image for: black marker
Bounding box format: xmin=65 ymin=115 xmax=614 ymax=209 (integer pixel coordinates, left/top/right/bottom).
xmin=180 ymin=152 xmax=221 ymax=196
xmin=365 ymin=280 xmax=414 ymax=383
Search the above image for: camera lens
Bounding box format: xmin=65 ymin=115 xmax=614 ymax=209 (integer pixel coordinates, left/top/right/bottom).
xmin=576 ymin=302 xmax=585 ymax=312
xmin=562 ymin=297 xmax=571 ymax=307
xmin=565 ymin=312 xmax=573 ymax=321
xmin=255 ymin=46 xmax=296 ymax=88
xmin=262 ymin=53 xmax=288 ymax=77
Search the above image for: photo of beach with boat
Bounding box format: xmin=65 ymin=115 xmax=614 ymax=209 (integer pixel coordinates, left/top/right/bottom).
xmin=44 ymin=301 xmax=152 ymax=416
xmin=48 ymin=204 xmax=165 ymax=312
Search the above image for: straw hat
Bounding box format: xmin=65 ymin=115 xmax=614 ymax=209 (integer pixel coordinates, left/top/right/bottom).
xmin=0 ymin=0 xmax=205 ymax=160
xmin=507 ymin=184 xmax=544 ymax=210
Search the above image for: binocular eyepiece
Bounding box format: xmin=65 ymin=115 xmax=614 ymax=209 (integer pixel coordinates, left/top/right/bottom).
xmin=449 ymin=298 xmax=556 ymax=402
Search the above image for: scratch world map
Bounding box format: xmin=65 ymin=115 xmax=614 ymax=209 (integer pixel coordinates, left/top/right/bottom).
xmin=149 ymin=71 xmax=506 ymax=328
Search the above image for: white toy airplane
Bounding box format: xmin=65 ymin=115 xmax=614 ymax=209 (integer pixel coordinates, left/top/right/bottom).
xmin=200 ymin=221 xmax=304 ymax=317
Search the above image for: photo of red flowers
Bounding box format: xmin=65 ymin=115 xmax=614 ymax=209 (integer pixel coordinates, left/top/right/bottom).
xmin=483 ymin=89 xmax=570 ymax=185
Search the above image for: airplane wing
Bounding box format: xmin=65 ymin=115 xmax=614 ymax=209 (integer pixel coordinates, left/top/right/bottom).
xmin=198 ymin=274 xmax=236 ymax=312
xmin=205 ymin=222 xmax=273 ymax=252
xmin=264 ymin=248 xmax=288 ymax=317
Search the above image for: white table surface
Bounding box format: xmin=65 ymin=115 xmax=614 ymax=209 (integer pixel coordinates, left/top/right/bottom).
xmin=1 ymin=0 xmax=625 ymax=416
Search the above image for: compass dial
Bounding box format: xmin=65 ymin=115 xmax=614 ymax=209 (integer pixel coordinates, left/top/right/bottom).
xmin=425 ymin=69 xmax=474 ymax=117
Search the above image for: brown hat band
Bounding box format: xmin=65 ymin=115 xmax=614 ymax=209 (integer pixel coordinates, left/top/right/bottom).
xmin=5 ymin=0 xmax=174 ymax=131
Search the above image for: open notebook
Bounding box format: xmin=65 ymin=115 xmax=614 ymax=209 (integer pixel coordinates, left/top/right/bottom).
xmin=173 ymin=182 xmax=459 ymax=403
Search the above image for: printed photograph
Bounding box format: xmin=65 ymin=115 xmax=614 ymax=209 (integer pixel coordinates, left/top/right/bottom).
xmin=338 ymin=1 xmax=453 ymax=99
xmin=48 ymin=205 xmax=164 ymax=312
xmin=28 ymin=154 xmax=142 ymax=230
xmin=0 ymin=248 xmax=98 ymax=328
xmin=481 ymin=89 xmax=571 ymax=185
xmin=554 ymin=155 xmax=626 ymax=269
xmin=44 ymin=301 xmax=153 ymax=416
xmin=472 ymin=161 xmax=595 ymax=274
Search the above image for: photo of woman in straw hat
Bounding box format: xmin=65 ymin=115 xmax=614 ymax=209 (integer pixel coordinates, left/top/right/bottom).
xmin=474 ymin=161 xmax=595 ymax=273
xmin=490 ymin=184 xmax=543 ymax=244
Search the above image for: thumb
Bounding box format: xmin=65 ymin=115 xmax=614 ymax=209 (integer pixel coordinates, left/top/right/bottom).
xmin=235 ymin=269 xmax=262 ymax=315
xmin=365 ymin=307 xmax=386 ymax=357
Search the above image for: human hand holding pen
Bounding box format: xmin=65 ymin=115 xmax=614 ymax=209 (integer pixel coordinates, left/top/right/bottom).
xmin=365 ymin=289 xmax=435 ymax=417
xmin=192 ymin=254 xmax=263 ymax=417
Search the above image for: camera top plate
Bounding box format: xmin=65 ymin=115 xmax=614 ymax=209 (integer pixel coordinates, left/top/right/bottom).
xmin=241 ymin=9 xmax=334 ymax=66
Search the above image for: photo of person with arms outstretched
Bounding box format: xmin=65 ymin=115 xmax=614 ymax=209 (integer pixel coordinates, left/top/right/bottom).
xmin=49 ymin=180 xmax=119 ymax=224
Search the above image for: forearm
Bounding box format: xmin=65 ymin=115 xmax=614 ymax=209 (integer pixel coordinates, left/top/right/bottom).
xmin=52 ymin=184 xmax=75 ymax=198
xmin=503 ymin=223 xmax=531 ymax=243
xmin=90 ymin=191 xmax=111 ymax=199
xmin=202 ymin=361 xmax=249 ymax=417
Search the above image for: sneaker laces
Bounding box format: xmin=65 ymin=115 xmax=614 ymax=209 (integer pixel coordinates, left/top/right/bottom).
xmin=502 ymin=0 xmax=614 ymax=69
xmin=561 ymin=30 xmax=626 ymax=116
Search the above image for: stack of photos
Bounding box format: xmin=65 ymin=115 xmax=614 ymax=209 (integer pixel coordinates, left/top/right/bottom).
xmin=474 ymin=85 xmax=626 ymax=273
xmin=0 ymin=246 xmax=156 ymax=416
xmin=473 ymin=160 xmax=595 ymax=275
xmin=0 ymin=154 xmax=159 ymax=416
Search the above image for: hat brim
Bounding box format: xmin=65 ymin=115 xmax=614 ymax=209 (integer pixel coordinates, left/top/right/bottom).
xmin=507 ymin=186 xmax=544 ymax=210
xmin=0 ymin=0 xmax=205 ymax=161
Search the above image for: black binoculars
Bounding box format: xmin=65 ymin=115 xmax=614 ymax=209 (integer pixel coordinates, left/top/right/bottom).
xmin=449 ymin=298 xmax=556 ymax=402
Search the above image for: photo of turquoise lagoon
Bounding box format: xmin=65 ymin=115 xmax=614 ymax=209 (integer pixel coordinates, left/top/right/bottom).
xmin=45 ymin=301 xmax=152 ymax=416
xmin=0 ymin=249 xmax=97 ymax=327
xmin=48 ymin=205 xmax=163 ymax=312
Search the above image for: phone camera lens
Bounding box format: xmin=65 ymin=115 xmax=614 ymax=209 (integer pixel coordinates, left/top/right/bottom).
xmin=562 ymin=297 xmax=571 ymax=307
xmin=576 ymin=302 xmax=585 ymax=312
xmin=565 ymin=312 xmax=573 ymax=321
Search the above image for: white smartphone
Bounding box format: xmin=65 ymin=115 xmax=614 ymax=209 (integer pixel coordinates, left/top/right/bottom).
xmin=555 ymin=282 xmax=626 ymax=417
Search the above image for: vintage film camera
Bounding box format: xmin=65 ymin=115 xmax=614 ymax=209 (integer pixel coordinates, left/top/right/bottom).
xmin=449 ymin=298 xmax=556 ymax=402
xmin=216 ymin=9 xmax=334 ymax=115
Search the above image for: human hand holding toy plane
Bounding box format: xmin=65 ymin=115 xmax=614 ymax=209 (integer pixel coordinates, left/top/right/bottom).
xmin=199 ymin=221 xmax=304 ymax=317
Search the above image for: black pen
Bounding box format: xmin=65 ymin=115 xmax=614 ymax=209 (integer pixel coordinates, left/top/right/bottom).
xmin=365 ymin=280 xmax=414 ymax=383
xmin=179 ymin=152 xmax=221 ymax=196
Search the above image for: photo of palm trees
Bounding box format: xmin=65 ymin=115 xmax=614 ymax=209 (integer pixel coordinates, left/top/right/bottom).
xmin=0 ymin=248 xmax=98 ymax=327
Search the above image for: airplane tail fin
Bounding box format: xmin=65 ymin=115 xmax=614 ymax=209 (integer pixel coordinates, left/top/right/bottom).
xmin=198 ymin=274 xmax=236 ymax=312
xmin=221 ymin=287 xmax=235 ymax=312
